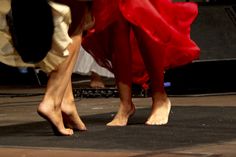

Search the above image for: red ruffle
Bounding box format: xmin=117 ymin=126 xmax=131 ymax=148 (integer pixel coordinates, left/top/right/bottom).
xmin=83 ymin=0 xmax=200 ymax=88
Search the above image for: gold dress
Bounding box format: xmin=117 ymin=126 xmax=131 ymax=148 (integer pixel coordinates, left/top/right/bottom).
xmin=0 ymin=0 xmax=73 ymax=73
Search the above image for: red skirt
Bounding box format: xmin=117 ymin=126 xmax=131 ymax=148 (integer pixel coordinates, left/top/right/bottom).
xmin=83 ymin=0 xmax=200 ymax=88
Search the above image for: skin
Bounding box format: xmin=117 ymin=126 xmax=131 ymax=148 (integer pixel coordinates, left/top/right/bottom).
xmin=37 ymin=0 xmax=90 ymax=136
xmin=37 ymin=34 xmax=86 ymax=136
xmin=106 ymin=12 xmax=171 ymax=127
xmin=90 ymin=72 xmax=105 ymax=88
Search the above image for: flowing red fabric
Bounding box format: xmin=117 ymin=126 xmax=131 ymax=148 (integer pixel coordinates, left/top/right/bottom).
xmin=82 ymin=0 xmax=200 ymax=89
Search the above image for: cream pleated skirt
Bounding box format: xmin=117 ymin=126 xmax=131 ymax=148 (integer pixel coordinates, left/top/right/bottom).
xmin=73 ymin=46 xmax=114 ymax=78
xmin=0 ymin=0 xmax=72 ymax=73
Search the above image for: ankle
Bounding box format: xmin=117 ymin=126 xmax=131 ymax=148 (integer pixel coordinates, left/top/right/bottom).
xmin=119 ymin=102 xmax=135 ymax=113
xmin=152 ymin=91 xmax=168 ymax=101
xmin=38 ymin=98 xmax=61 ymax=114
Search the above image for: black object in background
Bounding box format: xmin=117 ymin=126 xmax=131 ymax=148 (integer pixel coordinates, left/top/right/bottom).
xmin=7 ymin=0 xmax=54 ymax=64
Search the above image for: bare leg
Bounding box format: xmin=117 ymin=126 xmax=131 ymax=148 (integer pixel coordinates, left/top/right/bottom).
xmin=61 ymin=78 xmax=87 ymax=131
xmin=37 ymin=34 xmax=82 ymax=135
xmin=107 ymin=82 xmax=135 ymax=126
xmin=90 ymin=72 xmax=105 ymax=88
xmin=146 ymin=92 xmax=171 ymax=125
xmin=133 ymin=26 xmax=171 ymax=125
xmin=106 ymin=14 xmax=135 ymax=126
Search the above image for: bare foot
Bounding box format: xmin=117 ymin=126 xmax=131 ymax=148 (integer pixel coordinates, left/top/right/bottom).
xmin=107 ymin=103 xmax=135 ymax=126
xmin=37 ymin=102 xmax=74 ymax=136
xmin=145 ymin=98 xmax=171 ymax=125
xmin=90 ymin=72 xmax=105 ymax=88
xmin=61 ymin=101 xmax=87 ymax=131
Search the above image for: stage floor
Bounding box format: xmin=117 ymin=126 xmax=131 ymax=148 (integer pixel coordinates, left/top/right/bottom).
xmin=0 ymin=86 xmax=236 ymax=157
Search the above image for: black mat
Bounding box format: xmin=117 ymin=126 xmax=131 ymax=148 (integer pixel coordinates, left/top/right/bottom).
xmin=0 ymin=106 xmax=236 ymax=151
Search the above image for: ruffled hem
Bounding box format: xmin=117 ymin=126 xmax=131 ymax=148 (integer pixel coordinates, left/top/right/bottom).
xmin=82 ymin=0 xmax=200 ymax=86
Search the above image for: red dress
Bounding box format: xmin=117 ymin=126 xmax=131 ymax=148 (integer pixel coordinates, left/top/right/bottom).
xmin=82 ymin=0 xmax=200 ymax=89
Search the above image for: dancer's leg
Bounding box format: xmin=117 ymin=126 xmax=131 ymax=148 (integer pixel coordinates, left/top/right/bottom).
xmin=37 ymin=34 xmax=82 ymax=135
xmin=133 ymin=26 xmax=171 ymax=125
xmin=90 ymin=72 xmax=105 ymax=88
xmin=107 ymin=15 xmax=135 ymax=126
xmin=61 ymin=78 xmax=87 ymax=131
xmin=107 ymin=81 xmax=135 ymax=126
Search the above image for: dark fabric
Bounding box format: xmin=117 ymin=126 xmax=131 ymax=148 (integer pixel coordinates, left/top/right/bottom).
xmin=7 ymin=0 xmax=54 ymax=64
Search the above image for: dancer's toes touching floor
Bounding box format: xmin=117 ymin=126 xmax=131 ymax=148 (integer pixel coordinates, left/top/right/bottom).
xmin=107 ymin=102 xmax=135 ymax=127
xmin=145 ymin=92 xmax=171 ymax=125
xmin=37 ymin=101 xmax=74 ymax=136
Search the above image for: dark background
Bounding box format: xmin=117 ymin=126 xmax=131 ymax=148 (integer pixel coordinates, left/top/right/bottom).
xmin=0 ymin=1 xmax=236 ymax=95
